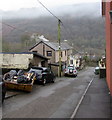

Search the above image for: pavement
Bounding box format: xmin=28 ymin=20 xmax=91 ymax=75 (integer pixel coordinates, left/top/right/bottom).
xmin=75 ymin=75 xmax=111 ymax=119
xmin=5 ymin=91 xmax=21 ymax=99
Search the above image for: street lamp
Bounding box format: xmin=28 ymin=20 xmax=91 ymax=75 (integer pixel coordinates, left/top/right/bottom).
xmin=110 ymin=11 xmax=112 ymax=24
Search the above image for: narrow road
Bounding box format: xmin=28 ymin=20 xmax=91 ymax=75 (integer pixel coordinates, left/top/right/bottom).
xmin=2 ymin=67 xmax=94 ymax=118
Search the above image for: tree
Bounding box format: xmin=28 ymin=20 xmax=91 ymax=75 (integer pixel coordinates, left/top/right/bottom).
xmin=21 ymin=34 xmax=30 ymax=47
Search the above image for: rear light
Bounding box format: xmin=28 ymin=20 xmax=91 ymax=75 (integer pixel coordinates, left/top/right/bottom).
xmin=74 ymin=70 xmax=76 ymax=73
xmin=65 ymin=69 xmax=67 ymax=72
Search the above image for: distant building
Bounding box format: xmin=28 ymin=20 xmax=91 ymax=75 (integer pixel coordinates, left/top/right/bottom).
xmin=29 ymin=41 xmax=73 ymax=64
xmin=30 ymin=34 xmax=49 ymax=42
xmin=99 ymin=57 xmax=106 ymax=69
xmin=68 ymin=54 xmax=80 ymax=69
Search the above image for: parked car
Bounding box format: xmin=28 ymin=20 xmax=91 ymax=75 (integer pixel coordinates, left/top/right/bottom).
xmin=64 ymin=65 xmax=78 ymax=77
xmin=94 ymin=67 xmax=100 ymax=75
xmin=29 ymin=67 xmax=56 ymax=85
xmin=0 ymin=77 xmax=6 ymax=103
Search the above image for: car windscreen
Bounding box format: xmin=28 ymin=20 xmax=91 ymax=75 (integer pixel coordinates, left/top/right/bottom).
xmin=67 ymin=67 xmax=74 ymax=69
xmin=29 ymin=69 xmax=42 ymax=74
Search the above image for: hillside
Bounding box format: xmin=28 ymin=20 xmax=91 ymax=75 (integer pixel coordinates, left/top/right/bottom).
xmin=2 ymin=2 xmax=105 ymax=56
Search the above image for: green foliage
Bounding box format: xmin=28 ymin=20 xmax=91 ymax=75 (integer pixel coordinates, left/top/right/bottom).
xmin=2 ymin=40 xmax=24 ymax=52
xmin=2 ymin=16 xmax=105 ymax=54
xmin=21 ymin=34 xmax=30 ymax=47
xmin=83 ymin=55 xmax=89 ymax=62
xmin=2 ymin=40 xmax=11 ymax=52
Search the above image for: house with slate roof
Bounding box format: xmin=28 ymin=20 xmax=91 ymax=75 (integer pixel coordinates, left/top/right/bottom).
xmin=29 ymin=41 xmax=73 ymax=64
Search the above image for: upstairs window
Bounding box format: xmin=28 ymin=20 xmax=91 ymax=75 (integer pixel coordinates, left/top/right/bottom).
xmin=65 ymin=50 xmax=67 ymax=56
xmin=102 ymin=1 xmax=106 ymax=16
xmin=47 ymin=51 xmax=52 ymax=56
xmin=43 ymin=45 xmax=45 ymax=56
xmin=70 ymin=60 xmax=73 ymax=64
xmin=61 ymin=52 xmax=63 ymax=57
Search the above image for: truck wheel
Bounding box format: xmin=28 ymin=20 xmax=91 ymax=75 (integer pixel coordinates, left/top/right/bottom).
xmin=43 ymin=78 xmax=46 ymax=85
xmin=51 ymin=78 xmax=55 ymax=83
xmin=2 ymin=93 xmax=5 ymax=103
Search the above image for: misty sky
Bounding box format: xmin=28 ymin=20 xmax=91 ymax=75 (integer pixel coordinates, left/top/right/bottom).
xmin=1 ymin=0 xmax=101 ymax=11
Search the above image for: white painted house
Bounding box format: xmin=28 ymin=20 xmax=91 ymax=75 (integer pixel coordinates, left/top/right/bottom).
xmin=68 ymin=54 xmax=80 ymax=69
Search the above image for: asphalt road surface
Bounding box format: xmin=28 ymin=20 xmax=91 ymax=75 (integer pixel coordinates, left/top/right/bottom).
xmin=2 ymin=67 xmax=94 ymax=118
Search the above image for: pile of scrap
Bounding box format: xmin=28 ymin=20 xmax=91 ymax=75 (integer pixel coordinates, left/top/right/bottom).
xmin=3 ymin=70 xmax=36 ymax=92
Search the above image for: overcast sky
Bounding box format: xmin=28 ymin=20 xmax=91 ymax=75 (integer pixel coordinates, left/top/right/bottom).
xmin=1 ymin=0 xmax=101 ymax=11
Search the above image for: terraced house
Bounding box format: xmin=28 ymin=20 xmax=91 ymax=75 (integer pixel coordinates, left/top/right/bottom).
xmin=102 ymin=0 xmax=112 ymax=95
xmin=29 ymin=40 xmax=73 ymax=64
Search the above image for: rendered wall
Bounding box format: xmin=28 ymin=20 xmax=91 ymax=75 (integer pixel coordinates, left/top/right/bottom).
xmin=0 ymin=54 xmax=33 ymax=69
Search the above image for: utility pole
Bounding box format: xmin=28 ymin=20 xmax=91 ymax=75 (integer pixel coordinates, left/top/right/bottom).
xmin=58 ymin=19 xmax=61 ymax=77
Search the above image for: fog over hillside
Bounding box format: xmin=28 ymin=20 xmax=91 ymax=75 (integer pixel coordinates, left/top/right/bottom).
xmin=2 ymin=2 xmax=105 ymax=55
xmin=1 ymin=2 xmax=101 ymax=19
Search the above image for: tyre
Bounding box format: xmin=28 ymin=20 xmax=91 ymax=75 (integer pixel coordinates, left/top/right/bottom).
xmin=51 ymin=78 xmax=55 ymax=83
xmin=64 ymin=74 xmax=67 ymax=77
xmin=74 ymin=74 xmax=77 ymax=77
xmin=43 ymin=78 xmax=46 ymax=85
xmin=2 ymin=93 xmax=5 ymax=103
